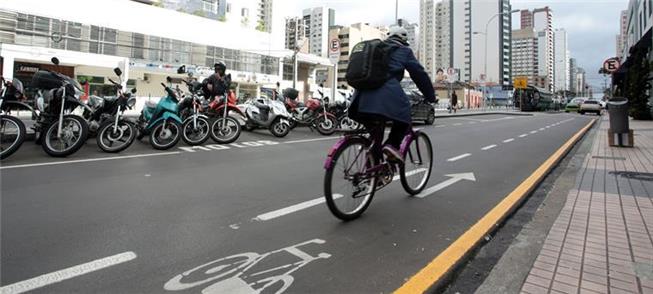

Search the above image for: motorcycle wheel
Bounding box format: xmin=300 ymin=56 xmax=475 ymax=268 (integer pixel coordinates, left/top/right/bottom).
xmin=181 ymin=116 xmax=210 ymax=146
xmin=270 ymin=119 xmax=290 ymax=138
xmin=0 ymin=115 xmax=26 ymax=160
xmin=150 ymin=119 xmax=182 ymax=150
xmin=288 ymin=119 xmax=298 ymax=130
xmin=210 ymin=116 xmax=241 ymax=144
xmin=96 ymin=119 xmax=136 ymax=153
xmin=338 ymin=116 xmax=360 ymax=131
xmin=42 ymin=115 xmax=89 ymax=157
xmin=315 ymin=115 xmax=337 ymax=136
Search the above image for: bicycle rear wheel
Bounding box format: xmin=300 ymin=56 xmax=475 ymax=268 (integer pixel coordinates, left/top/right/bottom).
xmin=324 ymin=137 xmax=376 ymax=221
xmin=400 ymin=131 xmax=433 ymax=195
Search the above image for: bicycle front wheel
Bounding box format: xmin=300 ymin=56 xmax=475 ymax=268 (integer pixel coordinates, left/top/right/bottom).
xmin=400 ymin=131 xmax=433 ymax=195
xmin=324 ymin=137 xmax=376 ymax=221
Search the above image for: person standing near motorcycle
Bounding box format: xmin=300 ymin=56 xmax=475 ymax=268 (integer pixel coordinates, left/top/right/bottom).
xmin=204 ymin=62 xmax=231 ymax=102
xmin=348 ymin=26 xmax=436 ymax=163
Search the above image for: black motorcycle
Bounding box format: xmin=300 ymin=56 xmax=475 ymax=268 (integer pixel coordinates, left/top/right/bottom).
xmin=32 ymin=57 xmax=89 ymax=157
xmin=84 ymin=67 xmax=138 ymax=153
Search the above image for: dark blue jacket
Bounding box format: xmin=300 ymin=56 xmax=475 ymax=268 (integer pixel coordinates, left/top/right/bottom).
xmin=351 ymin=38 xmax=435 ymax=123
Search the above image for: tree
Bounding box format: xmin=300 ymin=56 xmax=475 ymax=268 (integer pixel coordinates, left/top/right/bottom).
xmin=256 ymin=20 xmax=266 ymax=32
xmin=623 ymin=45 xmax=652 ymax=120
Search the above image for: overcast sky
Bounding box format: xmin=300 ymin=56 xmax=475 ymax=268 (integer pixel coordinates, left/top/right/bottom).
xmin=279 ymin=0 xmax=629 ymax=91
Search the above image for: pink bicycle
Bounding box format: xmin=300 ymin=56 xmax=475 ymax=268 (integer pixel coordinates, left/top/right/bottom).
xmin=323 ymin=124 xmax=433 ymax=221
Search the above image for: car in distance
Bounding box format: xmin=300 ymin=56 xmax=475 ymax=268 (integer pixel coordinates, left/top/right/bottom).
xmin=579 ymin=99 xmax=602 ymax=115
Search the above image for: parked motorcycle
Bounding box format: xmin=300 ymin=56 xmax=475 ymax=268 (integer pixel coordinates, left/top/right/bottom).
xmin=32 ymin=57 xmax=90 ymax=157
xmin=136 ymin=77 xmax=183 ymax=150
xmin=241 ymin=97 xmax=292 ymax=137
xmin=283 ymin=88 xmax=337 ymax=136
xmin=177 ymin=67 xmax=211 ymax=146
xmin=328 ymin=98 xmax=361 ymax=131
xmin=205 ymin=74 xmax=242 ymax=144
xmin=0 ymin=77 xmax=28 ymax=160
xmin=84 ymin=67 xmax=138 ymax=153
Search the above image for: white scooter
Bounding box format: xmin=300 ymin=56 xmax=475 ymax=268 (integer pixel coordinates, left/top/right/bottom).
xmin=240 ymin=97 xmax=292 ymax=138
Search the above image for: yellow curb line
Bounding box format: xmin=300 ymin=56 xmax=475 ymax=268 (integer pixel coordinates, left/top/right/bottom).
xmin=394 ymin=118 xmax=597 ymax=294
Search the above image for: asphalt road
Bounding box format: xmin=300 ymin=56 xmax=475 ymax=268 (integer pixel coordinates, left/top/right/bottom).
xmin=0 ymin=113 xmax=596 ymax=294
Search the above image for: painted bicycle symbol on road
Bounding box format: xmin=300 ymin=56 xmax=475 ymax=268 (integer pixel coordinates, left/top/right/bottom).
xmin=164 ymin=239 xmax=331 ymax=294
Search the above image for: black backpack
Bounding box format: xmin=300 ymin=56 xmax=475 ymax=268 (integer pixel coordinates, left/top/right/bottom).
xmin=345 ymin=39 xmax=395 ymax=90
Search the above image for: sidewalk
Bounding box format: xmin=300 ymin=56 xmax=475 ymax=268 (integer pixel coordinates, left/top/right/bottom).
xmin=433 ymin=107 xmax=529 ymax=118
xmin=519 ymin=117 xmax=653 ymax=294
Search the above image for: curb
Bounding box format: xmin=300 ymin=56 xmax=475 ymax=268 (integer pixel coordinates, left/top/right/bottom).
xmin=393 ymin=118 xmax=597 ymax=294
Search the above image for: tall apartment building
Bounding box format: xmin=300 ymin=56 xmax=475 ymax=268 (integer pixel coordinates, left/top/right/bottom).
xmin=302 ymin=7 xmax=335 ymax=57
xmin=285 ymin=17 xmax=305 ymax=50
xmin=616 ymin=10 xmax=628 ymax=60
xmin=554 ymin=28 xmax=569 ymax=92
xmin=397 ymin=18 xmax=418 ymax=53
xmin=258 ymin=0 xmax=273 ymax=32
xmin=418 ymin=0 xmax=437 ymax=79
xmin=511 ymin=28 xmax=538 ymax=86
xmin=569 ymin=57 xmax=578 ymax=94
xmin=329 ymin=23 xmax=386 ymax=87
xmin=516 ymin=7 xmax=554 ymax=91
xmin=575 ymin=68 xmax=587 ymax=97
xmin=434 ymin=1 xmax=451 ymax=73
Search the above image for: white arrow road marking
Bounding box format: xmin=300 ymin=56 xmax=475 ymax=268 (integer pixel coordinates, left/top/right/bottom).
xmin=481 ymin=145 xmax=497 ymax=151
xmin=254 ymin=168 xmax=428 ymax=222
xmin=447 ymin=153 xmax=471 ymax=162
xmin=415 ymin=173 xmax=476 ymax=199
xmin=0 ymin=252 xmax=137 ymax=294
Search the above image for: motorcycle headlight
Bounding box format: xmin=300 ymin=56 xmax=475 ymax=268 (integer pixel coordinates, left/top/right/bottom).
xmin=127 ymin=97 xmax=137 ymax=109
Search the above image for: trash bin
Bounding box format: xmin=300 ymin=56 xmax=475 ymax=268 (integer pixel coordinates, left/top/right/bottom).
xmin=607 ymin=98 xmax=629 ymax=133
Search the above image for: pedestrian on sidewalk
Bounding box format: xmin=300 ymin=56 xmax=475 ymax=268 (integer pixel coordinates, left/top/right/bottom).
xmin=451 ymin=92 xmax=458 ymax=113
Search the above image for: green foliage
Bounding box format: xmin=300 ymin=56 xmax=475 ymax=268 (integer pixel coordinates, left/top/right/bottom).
xmin=218 ymin=16 xmax=227 ymax=22
xmin=623 ymin=46 xmax=652 ymax=120
xmin=256 ymin=20 xmax=266 ymax=32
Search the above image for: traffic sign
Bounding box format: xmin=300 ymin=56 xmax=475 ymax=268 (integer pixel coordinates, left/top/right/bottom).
xmin=602 ymin=57 xmax=620 ymax=74
xmin=513 ymin=77 xmax=528 ymax=89
xmin=328 ymin=38 xmax=340 ymax=64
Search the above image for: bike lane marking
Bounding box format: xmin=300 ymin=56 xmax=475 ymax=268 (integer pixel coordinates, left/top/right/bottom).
xmin=447 ymin=153 xmax=471 ymax=162
xmin=0 ymin=251 xmax=137 ymax=294
xmin=253 ymin=168 xmax=428 ymax=222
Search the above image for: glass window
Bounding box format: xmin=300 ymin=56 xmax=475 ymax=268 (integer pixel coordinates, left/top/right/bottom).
xmin=90 ymin=26 xmax=100 ymax=40
xmin=132 ymin=33 xmax=145 ymax=59
xmin=103 ymin=29 xmax=117 ymax=43
xmin=241 ymin=8 xmax=248 ymax=17
xmin=17 ymin=14 xmax=34 ymax=31
xmin=34 ymin=16 xmax=49 ymax=33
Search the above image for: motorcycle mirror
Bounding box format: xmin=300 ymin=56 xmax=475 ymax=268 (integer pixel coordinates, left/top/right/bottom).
xmin=131 ymin=88 xmax=137 ymax=94
xmin=51 ymin=57 xmax=60 ymax=65
xmin=166 ymin=76 xmax=172 ymax=83
xmin=113 ymin=67 xmax=123 ymax=77
xmin=177 ymin=65 xmax=186 ymax=74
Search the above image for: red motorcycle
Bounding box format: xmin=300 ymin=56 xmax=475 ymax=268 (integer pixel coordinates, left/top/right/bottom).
xmin=283 ymin=88 xmax=337 ymax=136
xmin=206 ymin=89 xmax=244 ymax=144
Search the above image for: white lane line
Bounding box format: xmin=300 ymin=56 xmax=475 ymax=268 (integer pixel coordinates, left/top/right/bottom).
xmin=539 ymin=128 xmax=545 ymax=131
xmin=519 ymin=134 xmax=528 ymax=138
xmin=530 ymin=131 xmax=538 ymax=134
xmin=447 ymin=153 xmax=472 ymax=162
xmin=0 ymin=252 xmax=137 ymax=294
xmin=481 ymin=145 xmax=497 ymax=151
xmin=546 ymin=126 xmax=551 ymax=128
xmin=284 ymin=137 xmax=340 ymax=144
xmin=0 ymin=152 xmax=181 ymax=170
xmin=254 ymin=169 xmax=427 ymax=221
xmin=503 ymin=138 xmax=515 ymax=143
xmin=434 ymin=125 xmax=447 ymax=128
xmin=452 ymin=123 xmax=463 ymax=126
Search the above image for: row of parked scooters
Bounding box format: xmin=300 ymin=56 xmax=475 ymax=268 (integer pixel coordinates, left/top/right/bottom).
xmin=0 ymin=58 xmax=361 ymax=160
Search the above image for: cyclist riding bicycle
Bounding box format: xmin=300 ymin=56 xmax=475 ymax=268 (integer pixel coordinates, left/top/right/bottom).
xmin=348 ymin=26 xmax=436 ymax=164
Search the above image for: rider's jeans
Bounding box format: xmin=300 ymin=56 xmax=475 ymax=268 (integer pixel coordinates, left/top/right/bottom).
xmin=356 ymin=113 xmax=409 ymax=161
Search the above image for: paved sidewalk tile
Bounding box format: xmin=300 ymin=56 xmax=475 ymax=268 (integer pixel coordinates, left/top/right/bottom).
xmin=520 ymin=117 xmax=653 ymax=294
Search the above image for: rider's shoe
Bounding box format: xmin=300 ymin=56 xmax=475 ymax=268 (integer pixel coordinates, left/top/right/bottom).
xmin=383 ymin=145 xmax=404 ymax=164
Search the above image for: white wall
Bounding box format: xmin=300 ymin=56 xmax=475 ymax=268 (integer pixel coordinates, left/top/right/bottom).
xmin=470 ymin=0 xmax=501 ymax=83
xmin=554 ymin=29 xmax=569 ymax=92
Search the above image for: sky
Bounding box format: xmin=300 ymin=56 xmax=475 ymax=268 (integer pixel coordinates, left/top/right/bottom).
xmin=279 ymin=0 xmax=629 ymax=91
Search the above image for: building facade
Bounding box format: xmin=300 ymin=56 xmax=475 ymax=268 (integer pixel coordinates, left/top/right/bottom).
xmin=616 ymin=10 xmax=628 ymax=60
xmin=511 ymin=28 xmax=538 ymax=86
xmin=397 ymin=18 xmax=418 ymax=53
xmin=0 ymin=0 xmax=330 ymax=100
xmin=524 ymin=6 xmax=554 ymax=92
xmin=434 ymin=1 xmax=451 ymax=73
xmin=554 ymin=28 xmax=569 ymax=92
xmin=284 ymin=17 xmax=306 ymax=50
xmin=418 ymin=0 xmax=437 ymax=79
xmin=569 ymin=57 xmax=578 ymax=94
xmin=302 ymin=7 xmax=335 ymax=58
